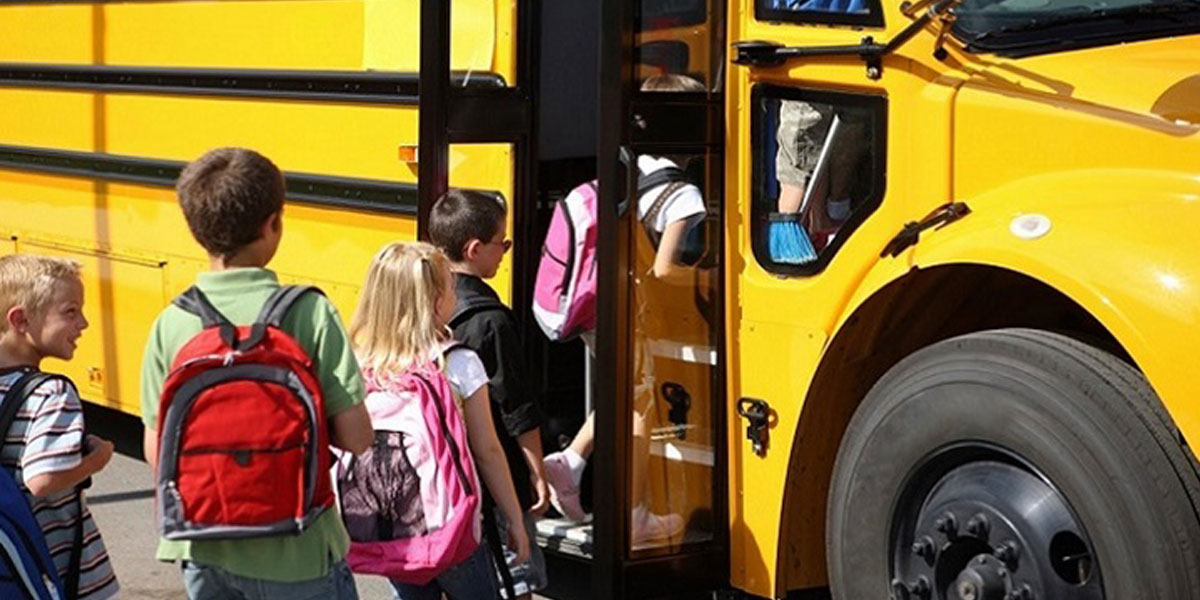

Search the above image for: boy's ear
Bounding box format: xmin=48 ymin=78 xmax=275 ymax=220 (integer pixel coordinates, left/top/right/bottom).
xmin=5 ymin=305 xmax=28 ymax=334
xmin=461 ymin=239 xmax=482 ymax=262
xmin=261 ymin=211 xmax=282 ymax=237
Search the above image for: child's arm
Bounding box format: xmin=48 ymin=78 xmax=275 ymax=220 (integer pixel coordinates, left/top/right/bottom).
xmin=651 ymin=219 xmax=696 ymax=279
xmin=463 ymin=386 xmax=531 ymax=564
xmin=518 ymin=428 xmax=549 ymax=514
xmin=25 ymin=435 xmax=113 ymax=497
xmin=329 ymin=403 xmax=373 ymax=455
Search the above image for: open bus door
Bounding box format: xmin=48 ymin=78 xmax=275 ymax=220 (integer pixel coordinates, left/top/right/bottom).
xmin=595 ymin=0 xmax=730 ymax=597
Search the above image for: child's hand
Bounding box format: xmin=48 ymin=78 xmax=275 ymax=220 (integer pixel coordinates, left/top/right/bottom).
xmin=83 ymin=435 xmax=115 ymax=472
xmin=508 ymin=515 xmax=531 ymax=565
xmin=529 ymin=471 xmax=550 ymax=516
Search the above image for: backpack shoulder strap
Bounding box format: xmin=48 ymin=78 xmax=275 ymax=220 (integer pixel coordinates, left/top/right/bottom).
xmin=449 ymin=295 xmax=506 ymax=329
xmin=0 ymin=370 xmax=44 ymax=450
xmin=636 ymin=166 xmax=688 ymax=197
xmin=641 ymin=180 xmax=690 ymax=249
xmin=172 ymin=286 xmax=238 ymax=349
xmin=235 ymin=285 xmax=324 ymax=351
xmin=256 ymin=285 xmax=324 ymax=329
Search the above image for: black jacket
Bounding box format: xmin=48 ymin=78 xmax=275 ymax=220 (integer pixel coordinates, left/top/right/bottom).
xmin=450 ymin=274 xmax=544 ymax=510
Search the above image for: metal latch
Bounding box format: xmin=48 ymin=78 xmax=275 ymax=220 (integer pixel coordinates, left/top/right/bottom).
xmin=737 ymin=398 xmax=771 ymax=457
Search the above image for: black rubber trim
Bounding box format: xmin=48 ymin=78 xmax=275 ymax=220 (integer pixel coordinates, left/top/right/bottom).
xmin=0 ymin=143 xmax=427 ymax=215
xmin=0 ymin=63 xmax=505 ymax=105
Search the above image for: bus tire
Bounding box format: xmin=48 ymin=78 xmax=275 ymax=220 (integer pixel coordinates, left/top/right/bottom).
xmin=826 ymin=328 xmax=1200 ymax=600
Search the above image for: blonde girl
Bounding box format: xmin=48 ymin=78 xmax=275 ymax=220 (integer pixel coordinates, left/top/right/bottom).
xmin=351 ymin=242 xmax=530 ymax=600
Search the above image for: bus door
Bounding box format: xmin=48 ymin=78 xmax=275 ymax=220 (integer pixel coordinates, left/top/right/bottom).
xmin=595 ymin=0 xmax=729 ymax=596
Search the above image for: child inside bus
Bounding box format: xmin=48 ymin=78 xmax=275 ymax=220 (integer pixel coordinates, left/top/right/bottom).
xmin=0 ymin=254 xmax=119 ymax=599
xmin=140 ymin=147 xmax=373 ymax=600
xmin=429 ymin=191 xmax=549 ymax=599
xmin=543 ymin=73 xmax=709 ymax=547
xmin=349 ymin=242 xmax=530 ymax=600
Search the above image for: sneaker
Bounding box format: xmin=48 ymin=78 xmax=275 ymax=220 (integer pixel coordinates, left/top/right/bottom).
xmin=544 ymin=452 xmax=588 ymax=522
xmin=631 ymin=505 xmax=684 ymax=549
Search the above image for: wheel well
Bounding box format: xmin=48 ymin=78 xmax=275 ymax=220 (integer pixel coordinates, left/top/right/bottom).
xmin=776 ymin=264 xmax=1126 ymax=593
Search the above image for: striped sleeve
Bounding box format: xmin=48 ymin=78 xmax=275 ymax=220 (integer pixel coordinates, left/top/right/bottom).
xmin=20 ymin=378 xmax=85 ymax=483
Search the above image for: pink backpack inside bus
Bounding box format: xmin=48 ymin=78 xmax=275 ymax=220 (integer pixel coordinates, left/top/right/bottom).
xmin=532 ymin=181 xmax=599 ymax=341
xmin=533 ymin=167 xmax=690 ymax=342
xmin=336 ymin=356 xmax=482 ymax=584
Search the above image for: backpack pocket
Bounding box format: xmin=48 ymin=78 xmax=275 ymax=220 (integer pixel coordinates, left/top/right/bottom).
xmin=340 ymin=431 xmax=427 ymax=542
xmin=177 ymin=440 xmax=307 ymax=526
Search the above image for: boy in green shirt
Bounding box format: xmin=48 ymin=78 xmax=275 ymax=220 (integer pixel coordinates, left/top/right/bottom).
xmin=140 ymin=147 xmax=373 ymax=599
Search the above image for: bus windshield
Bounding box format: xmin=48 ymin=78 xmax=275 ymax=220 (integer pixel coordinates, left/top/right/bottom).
xmin=952 ymin=0 xmax=1200 ymax=56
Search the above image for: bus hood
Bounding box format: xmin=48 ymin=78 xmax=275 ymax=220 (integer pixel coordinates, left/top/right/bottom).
xmin=950 ymin=34 xmax=1200 ymax=205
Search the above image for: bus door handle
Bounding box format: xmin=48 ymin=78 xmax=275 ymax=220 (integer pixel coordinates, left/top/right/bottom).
xmin=617 ymin=145 xmax=635 ymax=217
xmin=737 ymin=398 xmax=773 ymax=457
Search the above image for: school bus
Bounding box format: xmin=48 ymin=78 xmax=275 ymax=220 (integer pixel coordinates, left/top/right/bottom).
xmin=3 ymin=0 xmax=1200 ymax=597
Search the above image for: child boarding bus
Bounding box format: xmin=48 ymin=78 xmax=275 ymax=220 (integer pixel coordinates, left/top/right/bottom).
xmin=2 ymin=0 xmax=1199 ymax=597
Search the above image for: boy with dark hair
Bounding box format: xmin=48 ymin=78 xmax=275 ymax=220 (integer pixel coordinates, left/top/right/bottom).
xmin=141 ymin=147 xmax=374 ymax=600
xmin=0 ymin=254 xmax=119 ymax=599
xmin=430 ymin=189 xmax=550 ymax=599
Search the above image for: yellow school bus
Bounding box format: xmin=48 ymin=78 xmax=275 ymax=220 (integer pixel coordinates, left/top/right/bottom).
xmin=3 ymin=0 xmax=1199 ymax=597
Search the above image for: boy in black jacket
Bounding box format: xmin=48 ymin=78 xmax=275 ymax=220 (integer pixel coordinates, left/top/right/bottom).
xmin=429 ymin=190 xmax=549 ymax=599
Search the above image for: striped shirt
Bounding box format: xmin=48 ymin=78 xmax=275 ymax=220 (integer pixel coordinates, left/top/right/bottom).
xmin=0 ymin=367 xmax=119 ymax=599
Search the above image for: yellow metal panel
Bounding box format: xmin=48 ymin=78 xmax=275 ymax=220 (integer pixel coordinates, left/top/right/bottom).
xmin=0 ymin=90 xmax=97 ymax=151
xmin=0 ymin=5 xmax=97 ymax=63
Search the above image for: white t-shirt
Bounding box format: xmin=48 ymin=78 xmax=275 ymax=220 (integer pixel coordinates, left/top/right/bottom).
xmin=441 ymin=343 xmax=489 ymax=401
xmin=637 ymin=155 xmax=706 ymax=233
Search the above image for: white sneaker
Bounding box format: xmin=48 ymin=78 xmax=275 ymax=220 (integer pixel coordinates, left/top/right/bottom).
xmin=631 ymin=505 xmax=684 ymax=549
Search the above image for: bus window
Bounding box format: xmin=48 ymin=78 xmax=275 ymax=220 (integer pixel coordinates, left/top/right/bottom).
xmin=637 ymin=0 xmax=724 ymax=90
xmin=755 ymin=0 xmax=885 ymax=26
xmin=751 ymin=87 xmax=886 ymax=276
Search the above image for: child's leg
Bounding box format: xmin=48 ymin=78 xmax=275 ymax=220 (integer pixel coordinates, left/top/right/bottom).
xmin=429 ymin=544 xmax=499 ymax=600
xmin=567 ymin=411 xmax=594 ymax=460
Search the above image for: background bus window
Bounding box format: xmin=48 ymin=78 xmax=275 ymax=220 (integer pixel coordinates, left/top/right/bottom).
xmin=637 ymin=0 xmax=724 ymax=91
xmin=627 ymin=149 xmax=720 ymax=553
xmin=751 ymin=88 xmax=886 ymax=276
xmin=755 ymin=0 xmax=885 ymax=26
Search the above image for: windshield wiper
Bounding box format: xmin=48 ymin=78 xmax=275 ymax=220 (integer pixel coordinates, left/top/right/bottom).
xmin=971 ymin=0 xmax=1200 ymax=40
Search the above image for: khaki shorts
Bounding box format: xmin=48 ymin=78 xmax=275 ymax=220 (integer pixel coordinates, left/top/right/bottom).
xmin=775 ymin=100 xmax=829 ymax=187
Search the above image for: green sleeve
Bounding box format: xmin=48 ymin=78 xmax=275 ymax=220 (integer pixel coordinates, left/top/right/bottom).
xmin=286 ymin=294 xmax=365 ymax=416
xmin=139 ymin=313 xmax=170 ymax=429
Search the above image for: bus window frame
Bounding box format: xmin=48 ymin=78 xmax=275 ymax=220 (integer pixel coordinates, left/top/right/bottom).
xmin=750 ymin=84 xmax=888 ymax=277
xmin=755 ymin=0 xmax=886 ymax=28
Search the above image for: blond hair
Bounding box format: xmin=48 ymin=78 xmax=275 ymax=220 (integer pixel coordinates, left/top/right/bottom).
xmin=0 ymin=254 xmax=82 ymax=334
xmin=350 ymin=242 xmax=452 ymax=375
xmin=640 ymin=74 xmax=706 ymax=93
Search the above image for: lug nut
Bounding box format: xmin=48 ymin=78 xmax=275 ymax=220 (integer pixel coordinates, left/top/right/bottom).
xmin=966 ymin=513 xmax=990 ymax=538
xmin=911 ymin=536 xmax=936 ymax=560
xmin=994 ymin=540 xmax=1021 ymax=564
xmin=909 ymin=576 xmax=931 ymax=598
xmin=935 ymin=512 xmax=958 ymax=536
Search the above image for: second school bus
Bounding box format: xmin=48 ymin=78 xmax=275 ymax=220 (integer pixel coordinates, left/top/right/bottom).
xmin=2 ymin=0 xmax=1199 ymax=597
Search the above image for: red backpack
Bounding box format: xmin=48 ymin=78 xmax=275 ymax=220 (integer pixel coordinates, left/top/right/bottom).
xmin=155 ymin=285 xmax=334 ymax=540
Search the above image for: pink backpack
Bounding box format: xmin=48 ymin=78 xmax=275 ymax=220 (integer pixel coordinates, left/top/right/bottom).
xmin=337 ymin=357 xmax=482 ymax=584
xmin=532 ymin=181 xmax=599 ymax=341
xmin=532 ymin=168 xmax=690 ymax=341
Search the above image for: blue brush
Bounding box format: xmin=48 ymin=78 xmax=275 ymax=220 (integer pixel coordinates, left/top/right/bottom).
xmin=768 ymin=213 xmax=817 ymax=265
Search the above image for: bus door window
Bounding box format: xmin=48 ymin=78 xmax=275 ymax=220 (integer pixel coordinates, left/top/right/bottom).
xmin=628 ymin=146 xmax=720 ymax=552
xmin=752 ymin=87 xmax=887 ymax=276
xmin=637 ymin=0 xmax=724 ymax=90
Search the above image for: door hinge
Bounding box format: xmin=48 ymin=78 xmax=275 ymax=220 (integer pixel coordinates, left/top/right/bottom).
xmin=737 ymin=398 xmax=772 ymax=457
xmin=881 ymin=201 xmax=971 ymax=258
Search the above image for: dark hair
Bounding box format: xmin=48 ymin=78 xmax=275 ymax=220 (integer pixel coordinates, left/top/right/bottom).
xmin=176 ymin=147 xmax=285 ymax=257
xmin=428 ymin=190 xmax=506 ymax=262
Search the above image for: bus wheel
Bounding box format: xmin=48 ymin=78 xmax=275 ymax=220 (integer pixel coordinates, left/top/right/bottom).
xmin=826 ymin=329 xmax=1200 ymax=600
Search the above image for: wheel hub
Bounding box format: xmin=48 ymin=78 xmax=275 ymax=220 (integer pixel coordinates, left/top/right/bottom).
xmin=890 ymin=449 xmax=1103 ymax=600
